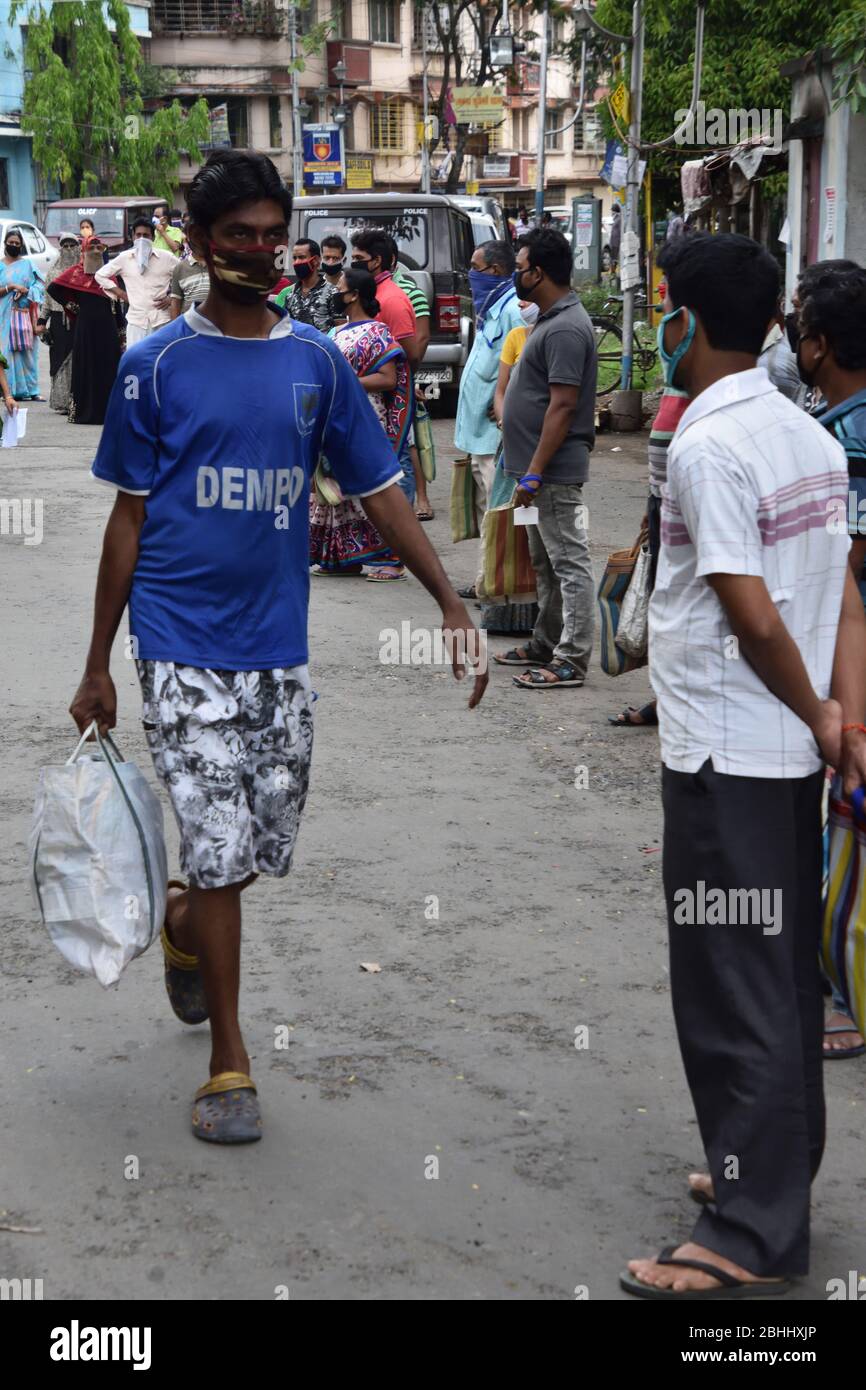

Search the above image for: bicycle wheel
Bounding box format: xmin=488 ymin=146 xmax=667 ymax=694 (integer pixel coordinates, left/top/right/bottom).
xmin=591 ymin=316 xmax=623 ymax=396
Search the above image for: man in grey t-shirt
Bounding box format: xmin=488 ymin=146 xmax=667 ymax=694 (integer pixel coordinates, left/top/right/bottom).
xmin=497 ymin=228 xmax=597 ymax=688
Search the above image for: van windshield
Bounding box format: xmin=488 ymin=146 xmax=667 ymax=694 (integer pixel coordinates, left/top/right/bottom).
xmin=44 ymin=207 xmax=128 ymax=238
xmin=304 ymin=210 xmax=429 ymax=270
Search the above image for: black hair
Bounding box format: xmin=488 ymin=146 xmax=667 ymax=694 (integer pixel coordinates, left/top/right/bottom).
xmin=657 ymin=232 xmax=780 ymax=355
xmin=477 ymin=238 xmax=515 ymax=274
xmin=186 ymin=149 xmax=292 ymax=234
xmin=343 ymin=266 xmax=380 ymax=318
xmin=170 ymin=208 xmax=182 ymax=218
xmin=131 ymin=217 xmax=153 ymax=235
xmin=4 ymin=225 xmax=24 ymax=244
xmin=79 ymin=217 xmax=94 ymax=228
xmin=798 ymin=260 xmax=866 ymax=371
xmin=321 ymin=234 xmax=347 ymax=255
xmin=351 ymin=228 xmax=393 ymax=268
xmin=294 ymin=237 xmax=320 ymax=257
xmin=517 ymin=227 xmax=572 ymax=287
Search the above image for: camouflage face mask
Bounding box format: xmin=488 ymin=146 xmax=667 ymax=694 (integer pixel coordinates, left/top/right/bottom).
xmin=207 ymin=240 xmax=282 ymax=296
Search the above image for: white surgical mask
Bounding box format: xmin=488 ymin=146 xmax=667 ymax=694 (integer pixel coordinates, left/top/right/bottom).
xmin=135 ymin=236 xmax=153 ymax=273
xmin=520 ymin=301 xmax=540 ymax=327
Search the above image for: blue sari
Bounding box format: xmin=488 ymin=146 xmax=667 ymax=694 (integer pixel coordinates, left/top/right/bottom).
xmin=0 ymin=257 xmax=45 ymax=397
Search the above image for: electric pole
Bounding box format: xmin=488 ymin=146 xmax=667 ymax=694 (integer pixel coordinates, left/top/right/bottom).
xmin=534 ymin=0 xmax=549 ymax=225
xmin=290 ymin=4 xmax=302 ymax=198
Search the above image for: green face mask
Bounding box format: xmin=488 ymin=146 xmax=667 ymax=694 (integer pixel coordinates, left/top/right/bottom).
xmin=657 ymin=306 xmax=696 ymax=388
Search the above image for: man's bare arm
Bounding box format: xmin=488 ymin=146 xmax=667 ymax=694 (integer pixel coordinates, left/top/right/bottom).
xmin=69 ymin=492 xmax=146 ymax=733
xmin=361 ymin=484 xmax=488 ymax=707
xmin=830 ymin=565 xmax=866 ymax=795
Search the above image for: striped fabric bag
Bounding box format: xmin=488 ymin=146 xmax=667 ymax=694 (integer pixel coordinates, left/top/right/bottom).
xmin=482 ymin=503 xmax=536 ymax=602
xmin=415 ymin=399 xmax=436 ymax=482
xmin=450 ymin=457 xmax=479 ymax=542
xmin=9 ymin=307 xmax=33 ymax=352
xmin=821 ymin=778 xmax=866 ymax=1037
xmin=597 ymin=525 xmax=648 ymax=676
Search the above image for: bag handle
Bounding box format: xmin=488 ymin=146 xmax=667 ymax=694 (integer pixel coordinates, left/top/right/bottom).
xmin=66 ymin=721 xmax=125 ymax=766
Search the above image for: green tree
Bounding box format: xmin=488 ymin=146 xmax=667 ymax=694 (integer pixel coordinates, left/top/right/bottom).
xmin=590 ymin=0 xmax=856 ymax=173
xmin=12 ymin=0 xmax=209 ymax=198
xmin=830 ymin=3 xmax=866 ymax=111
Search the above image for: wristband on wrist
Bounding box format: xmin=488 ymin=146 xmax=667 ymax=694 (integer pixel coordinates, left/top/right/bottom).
xmin=519 ymin=473 xmax=543 ymax=490
xmin=842 ymin=723 xmax=866 ymax=735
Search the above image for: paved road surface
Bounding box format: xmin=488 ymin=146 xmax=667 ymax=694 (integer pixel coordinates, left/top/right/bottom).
xmin=2 ymin=357 xmax=862 ymax=1299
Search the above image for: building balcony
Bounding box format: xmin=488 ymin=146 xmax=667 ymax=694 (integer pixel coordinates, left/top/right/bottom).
xmin=325 ymin=40 xmax=372 ymax=88
xmin=152 ymin=0 xmax=283 ymax=37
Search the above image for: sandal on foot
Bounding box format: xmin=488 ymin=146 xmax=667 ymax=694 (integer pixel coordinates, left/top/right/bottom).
xmin=493 ymin=644 xmax=552 ymax=667
xmin=608 ymin=703 xmax=658 ymax=727
xmin=192 ymin=1072 xmax=262 ymax=1144
xmin=366 ymin=565 xmax=406 ymax=582
xmin=513 ymin=662 xmax=584 ymax=690
xmin=619 ymin=1246 xmax=791 ymax=1301
xmin=415 ymin=508 xmax=434 ymax=522
xmin=823 ymin=1025 xmax=866 ymax=1060
xmin=161 ymin=879 xmax=208 ymax=1026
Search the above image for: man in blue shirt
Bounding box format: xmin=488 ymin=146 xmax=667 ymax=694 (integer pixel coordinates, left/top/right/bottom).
xmin=70 ymin=150 xmax=487 ymax=1145
xmin=454 ymin=239 xmax=523 ymax=598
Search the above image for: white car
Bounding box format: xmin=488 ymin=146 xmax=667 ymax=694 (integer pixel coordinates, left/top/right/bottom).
xmin=0 ymin=218 xmax=58 ymax=282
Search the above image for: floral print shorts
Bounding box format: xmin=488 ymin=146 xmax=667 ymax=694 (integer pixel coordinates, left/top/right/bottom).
xmin=137 ymin=661 xmax=314 ymax=889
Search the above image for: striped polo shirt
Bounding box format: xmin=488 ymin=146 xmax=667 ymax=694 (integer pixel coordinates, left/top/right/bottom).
xmin=393 ymin=267 xmax=430 ymax=320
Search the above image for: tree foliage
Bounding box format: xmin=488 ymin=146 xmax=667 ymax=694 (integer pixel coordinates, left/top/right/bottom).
xmin=13 ymin=0 xmax=209 ymax=198
xmin=830 ymin=3 xmax=866 ymax=111
xmin=590 ymin=0 xmax=857 ymax=173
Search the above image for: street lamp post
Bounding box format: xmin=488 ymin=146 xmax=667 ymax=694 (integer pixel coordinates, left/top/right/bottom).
xmin=534 ymin=0 xmax=550 ymax=226
xmin=289 ymin=4 xmax=302 ymax=196
xmin=620 ymin=1 xmax=645 ymax=391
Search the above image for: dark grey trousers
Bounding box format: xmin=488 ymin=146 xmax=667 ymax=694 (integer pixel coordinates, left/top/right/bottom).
xmin=662 ymin=759 xmax=826 ymax=1276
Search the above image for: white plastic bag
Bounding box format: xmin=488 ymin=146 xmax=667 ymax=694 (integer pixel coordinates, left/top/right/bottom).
xmin=29 ymin=722 xmax=167 ymax=988
xmin=615 ymin=543 xmax=651 ymax=658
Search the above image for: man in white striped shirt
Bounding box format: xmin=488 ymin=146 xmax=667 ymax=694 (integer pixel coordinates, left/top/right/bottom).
xmin=621 ymin=233 xmax=866 ymax=1301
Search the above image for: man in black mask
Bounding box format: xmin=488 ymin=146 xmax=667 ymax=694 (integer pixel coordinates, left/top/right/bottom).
xmin=273 ymin=236 xmax=339 ymax=332
xmin=320 ymin=234 xmax=347 ymax=285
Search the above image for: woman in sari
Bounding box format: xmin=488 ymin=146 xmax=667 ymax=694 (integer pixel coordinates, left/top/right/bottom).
xmin=46 ymin=237 xmax=121 ymax=425
xmin=0 ymin=227 xmax=45 ymax=400
xmin=39 ymin=234 xmax=80 ymax=413
xmin=310 ymin=268 xmax=410 ymax=578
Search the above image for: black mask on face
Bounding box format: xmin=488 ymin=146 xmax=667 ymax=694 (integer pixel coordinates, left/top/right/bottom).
xmin=323 ymin=261 xmax=343 ymax=277
xmin=785 ymin=311 xmax=800 ymax=354
xmin=5 ymin=242 xmax=22 ymax=257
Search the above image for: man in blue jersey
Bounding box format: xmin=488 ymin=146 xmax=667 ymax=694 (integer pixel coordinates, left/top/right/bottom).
xmin=69 ymin=150 xmax=487 ymax=1145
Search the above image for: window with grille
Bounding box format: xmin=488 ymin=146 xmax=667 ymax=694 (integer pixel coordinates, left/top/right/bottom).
xmin=486 ymin=118 xmax=506 ymax=152
xmin=269 ymin=95 xmax=282 ymax=148
xmin=297 ymin=0 xmax=317 ymax=36
xmin=370 ymin=100 xmax=403 ymax=150
xmin=412 ymin=2 xmax=445 ymax=49
xmin=573 ymin=109 xmax=602 ymax=151
xmin=369 ymin=0 xmax=397 ymax=43
xmin=544 ymin=107 xmax=562 ymax=151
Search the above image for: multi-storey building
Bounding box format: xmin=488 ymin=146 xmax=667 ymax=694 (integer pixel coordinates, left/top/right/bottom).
xmin=148 ymin=0 xmax=612 ymax=216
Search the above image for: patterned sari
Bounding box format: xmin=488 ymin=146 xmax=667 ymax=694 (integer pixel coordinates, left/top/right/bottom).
xmin=0 ymin=256 xmax=44 ymax=398
xmin=309 ymin=319 xmax=408 ymax=572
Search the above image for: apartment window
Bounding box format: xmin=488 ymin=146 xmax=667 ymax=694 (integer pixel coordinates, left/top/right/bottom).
xmin=206 ymin=96 xmax=249 ymax=148
xmin=269 ymin=95 xmax=282 ymax=149
xmin=549 ymin=16 xmax=566 ymax=49
xmin=573 ymin=109 xmax=602 ymax=152
xmin=370 ymin=99 xmax=403 ymax=150
xmin=0 ymin=158 xmax=8 ymax=209
xmin=369 ymin=0 xmax=397 ymax=44
xmin=297 ymin=0 xmax=317 ymax=35
xmin=413 ymin=2 xmax=445 ymax=49
xmin=544 ymin=108 xmax=562 ymax=152
xmin=515 ymin=108 xmax=532 ymax=152
xmin=486 ymin=118 xmax=506 ymax=152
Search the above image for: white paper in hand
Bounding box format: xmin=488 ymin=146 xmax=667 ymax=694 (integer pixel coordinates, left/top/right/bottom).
xmin=15 ymin=407 xmax=27 ymax=438
xmin=1 ymin=410 xmax=18 ymax=448
xmin=513 ymin=505 xmax=539 ymax=525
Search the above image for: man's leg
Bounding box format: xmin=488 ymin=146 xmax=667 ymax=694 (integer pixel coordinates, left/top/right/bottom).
xmin=792 ymin=772 xmax=827 ymax=1178
xmin=536 ymin=482 xmax=594 ymax=676
xmin=471 ymin=452 xmax=497 ymax=594
xmin=663 ymin=761 xmax=816 ymax=1277
xmin=167 ymin=876 xmax=256 ymax=1077
xmin=525 ymin=518 xmax=560 ymax=659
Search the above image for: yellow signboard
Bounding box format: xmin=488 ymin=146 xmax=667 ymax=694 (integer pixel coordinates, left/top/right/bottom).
xmin=465 ymin=179 xmax=479 ymax=195
xmin=345 ymin=154 xmax=374 ymax=190
xmin=451 ymin=86 xmax=504 ymax=126
xmin=610 ymin=80 xmax=630 ymax=127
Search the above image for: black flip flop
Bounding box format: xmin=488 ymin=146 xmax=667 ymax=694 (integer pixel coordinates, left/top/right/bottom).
xmin=619 ymin=1245 xmax=791 ymax=1300
xmin=823 ymin=1024 xmax=866 ymax=1060
xmin=493 ymin=645 xmax=552 ymax=667
xmin=608 ymin=703 xmax=658 ymax=727
xmin=513 ymin=662 xmax=584 ymax=690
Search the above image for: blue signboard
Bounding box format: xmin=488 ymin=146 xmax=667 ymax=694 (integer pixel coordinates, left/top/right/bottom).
xmin=303 ymin=125 xmax=344 ymax=188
